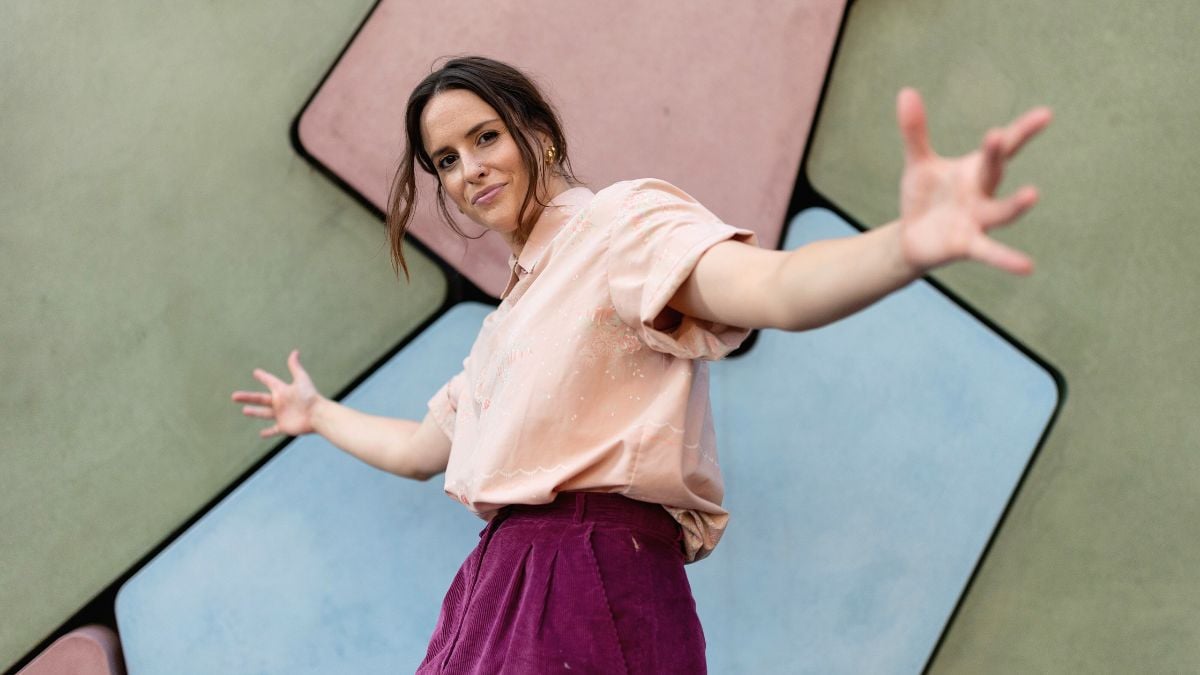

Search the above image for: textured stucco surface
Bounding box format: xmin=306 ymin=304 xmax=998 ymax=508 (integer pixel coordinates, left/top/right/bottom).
xmin=1 ymin=2 xmax=444 ymax=669
xmin=808 ymin=1 xmax=1200 ymax=672
xmin=7 ymin=0 xmax=1199 ymax=671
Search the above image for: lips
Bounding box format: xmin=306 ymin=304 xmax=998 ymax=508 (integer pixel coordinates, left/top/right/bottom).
xmin=471 ymin=183 xmax=505 ymax=205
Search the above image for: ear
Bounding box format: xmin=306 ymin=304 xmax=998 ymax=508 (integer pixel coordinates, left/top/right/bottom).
xmin=529 ymin=132 xmax=553 ymax=188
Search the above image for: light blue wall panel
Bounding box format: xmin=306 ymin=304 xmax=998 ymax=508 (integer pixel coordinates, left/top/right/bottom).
xmin=116 ymin=304 xmax=491 ymax=674
xmin=692 ymin=208 xmax=1059 ymax=673
xmin=116 ymin=211 xmax=1058 ymax=673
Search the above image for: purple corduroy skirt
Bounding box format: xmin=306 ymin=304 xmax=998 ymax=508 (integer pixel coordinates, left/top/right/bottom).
xmin=416 ymin=492 xmax=707 ymax=674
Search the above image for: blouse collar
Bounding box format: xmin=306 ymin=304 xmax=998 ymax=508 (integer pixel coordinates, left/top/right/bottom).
xmin=501 ymin=186 xmax=595 ymax=299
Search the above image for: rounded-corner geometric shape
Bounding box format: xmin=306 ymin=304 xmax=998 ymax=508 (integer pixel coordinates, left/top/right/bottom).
xmin=296 ymin=0 xmax=848 ymax=297
xmin=115 ymin=303 xmax=493 ymax=674
xmin=16 ymin=625 xmax=125 ymax=675
xmin=691 ymin=207 xmax=1061 ymax=673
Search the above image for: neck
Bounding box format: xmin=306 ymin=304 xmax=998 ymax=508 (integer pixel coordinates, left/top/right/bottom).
xmin=503 ymin=175 xmax=575 ymax=257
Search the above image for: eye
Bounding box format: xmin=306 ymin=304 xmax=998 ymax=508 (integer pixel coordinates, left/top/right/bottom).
xmin=436 ymin=154 xmax=457 ymax=171
xmin=479 ymin=130 xmax=499 ymax=144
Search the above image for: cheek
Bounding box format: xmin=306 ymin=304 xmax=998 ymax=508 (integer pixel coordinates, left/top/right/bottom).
xmin=496 ymin=140 xmax=526 ymax=178
xmin=506 ymin=155 xmax=531 ymax=191
xmin=440 ymin=175 xmax=466 ymax=204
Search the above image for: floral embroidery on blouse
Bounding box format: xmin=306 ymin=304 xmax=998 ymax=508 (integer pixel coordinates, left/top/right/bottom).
xmin=428 ymin=179 xmax=759 ymax=562
xmin=555 ymin=204 xmax=597 ymax=251
xmin=577 ymin=305 xmax=645 ymax=378
xmin=472 ymin=343 xmax=532 ymax=414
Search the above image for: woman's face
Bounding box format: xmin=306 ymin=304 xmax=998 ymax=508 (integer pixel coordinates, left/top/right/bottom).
xmin=420 ymin=89 xmax=535 ymax=241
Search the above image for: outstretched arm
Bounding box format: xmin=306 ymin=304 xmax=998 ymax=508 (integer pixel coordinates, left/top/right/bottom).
xmin=668 ymin=88 xmax=1053 ymax=332
xmin=232 ymin=349 xmax=451 ymax=480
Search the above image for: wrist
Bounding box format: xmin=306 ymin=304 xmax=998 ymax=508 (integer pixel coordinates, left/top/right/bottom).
xmin=883 ymin=219 xmax=927 ymax=280
xmin=308 ymin=395 xmax=336 ymax=435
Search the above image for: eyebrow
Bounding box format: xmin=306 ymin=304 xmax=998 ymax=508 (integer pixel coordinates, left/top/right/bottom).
xmin=429 ymin=118 xmax=501 ymax=160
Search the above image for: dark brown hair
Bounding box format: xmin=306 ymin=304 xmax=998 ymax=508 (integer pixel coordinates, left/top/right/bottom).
xmin=386 ymin=56 xmax=578 ymax=281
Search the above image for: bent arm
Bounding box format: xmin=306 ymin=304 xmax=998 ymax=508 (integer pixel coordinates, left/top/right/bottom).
xmin=668 ymin=220 xmax=920 ymax=333
xmin=310 ymin=399 xmax=451 ymax=481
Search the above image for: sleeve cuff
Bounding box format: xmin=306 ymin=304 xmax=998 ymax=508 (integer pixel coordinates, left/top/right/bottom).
xmin=638 ymin=224 xmax=758 ymax=360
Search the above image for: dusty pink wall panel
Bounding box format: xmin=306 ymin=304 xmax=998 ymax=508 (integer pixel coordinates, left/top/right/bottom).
xmin=299 ymin=0 xmax=846 ymax=297
xmin=16 ymin=626 xmax=124 ymax=675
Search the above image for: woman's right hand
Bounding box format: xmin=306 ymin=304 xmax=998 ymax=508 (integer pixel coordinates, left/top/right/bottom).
xmin=231 ymin=349 xmax=324 ymax=438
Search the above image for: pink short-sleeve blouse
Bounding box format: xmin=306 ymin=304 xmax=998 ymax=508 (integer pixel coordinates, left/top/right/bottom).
xmin=428 ymin=178 xmax=757 ymax=561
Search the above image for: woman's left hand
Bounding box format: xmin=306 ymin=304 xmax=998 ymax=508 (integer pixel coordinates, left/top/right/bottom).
xmin=895 ymin=88 xmax=1053 ymax=276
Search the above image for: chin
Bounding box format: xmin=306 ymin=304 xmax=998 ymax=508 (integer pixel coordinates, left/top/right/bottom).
xmin=494 ymin=223 xmax=521 ymax=238
xmin=472 ymin=216 xmax=518 ymax=237
xmin=476 ymin=209 xmax=520 ymax=233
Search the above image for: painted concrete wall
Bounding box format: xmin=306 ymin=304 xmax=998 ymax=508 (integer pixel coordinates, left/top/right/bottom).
xmin=5 ymin=0 xmax=1198 ymax=672
xmin=808 ymin=1 xmax=1200 ymax=672
xmin=1 ymin=2 xmax=445 ymax=669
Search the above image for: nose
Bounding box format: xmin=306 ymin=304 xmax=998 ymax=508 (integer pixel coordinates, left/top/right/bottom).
xmin=462 ymin=153 xmax=487 ymax=181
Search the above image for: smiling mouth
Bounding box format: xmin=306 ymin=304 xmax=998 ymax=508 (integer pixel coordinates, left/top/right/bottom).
xmin=472 ymin=184 xmax=505 ymax=205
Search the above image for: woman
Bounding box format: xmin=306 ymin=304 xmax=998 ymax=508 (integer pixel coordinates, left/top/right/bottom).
xmin=232 ymin=56 xmax=1051 ymax=672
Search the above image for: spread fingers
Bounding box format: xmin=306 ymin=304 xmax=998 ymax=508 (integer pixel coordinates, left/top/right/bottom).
xmin=231 ymin=391 xmax=271 ymax=405
xmin=980 ymin=128 xmax=1006 ymax=195
xmin=252 ymin=368 xmax=285 ymax=391
xmin=968 ymin=234 xmax=1034 ymax=276
xmin=242 ymin=405 xmax=274 ymax=420
xmin=979 ymin=186 xmax=1039 ymax=229
xmin=1002 ymin=107 xmax=1053 ymax=158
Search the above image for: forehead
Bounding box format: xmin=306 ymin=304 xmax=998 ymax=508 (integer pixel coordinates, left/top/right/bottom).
xmin=420 ymin=89 xmax=501 ymax=152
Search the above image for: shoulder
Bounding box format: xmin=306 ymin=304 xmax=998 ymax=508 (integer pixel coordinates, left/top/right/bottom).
xmin=594 ymin=178 xmax=693 ymax=202
xmin=590 ymin=178 xmax=704 ymax=223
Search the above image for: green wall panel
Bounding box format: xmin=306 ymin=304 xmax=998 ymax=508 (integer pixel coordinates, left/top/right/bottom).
xmin=0 ymin=2 xmax=445 ymax=670
xmin=808 ymin=1 xmax=1200 ymax=672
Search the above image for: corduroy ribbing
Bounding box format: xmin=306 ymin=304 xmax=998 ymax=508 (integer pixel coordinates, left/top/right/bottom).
xmin=416 ymin=492 xmax=706 ymax=674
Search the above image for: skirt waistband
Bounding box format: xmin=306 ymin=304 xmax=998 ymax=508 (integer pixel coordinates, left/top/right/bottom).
xmin=500 ymin=492 xmax=680 ymax=542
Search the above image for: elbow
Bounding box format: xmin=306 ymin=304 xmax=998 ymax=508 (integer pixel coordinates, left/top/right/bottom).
xmin=760 ymin=295 xmax=829 ymax=333
xmin=772 ymin=314 xmax=816 ymax=334
xmin=397 ymin=461 xmax=440 ymax=482
xmin=410 ymin=469 xmax=439 ymax=482
xmin=772 ymin=301 xmax=827 ymax=332
xmin=407 ymin=457 xmax=449 ymax=482
xmin=772 ymin=315 xmax=802 ymax=333
xmin=773 ymin=307 xmax=833 ymax=333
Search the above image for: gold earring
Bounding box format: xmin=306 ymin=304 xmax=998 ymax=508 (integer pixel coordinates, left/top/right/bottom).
xmin=544 ymin=145 xmax=557 ymax=165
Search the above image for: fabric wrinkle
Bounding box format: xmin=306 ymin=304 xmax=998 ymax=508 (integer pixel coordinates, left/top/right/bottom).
xmin=428 ymin=179 xmax=755 ymax=562
xmin=493 ymin=540 xmax=534 ymax=668
xmin=578 ymin=522 xmax=631 ymax=674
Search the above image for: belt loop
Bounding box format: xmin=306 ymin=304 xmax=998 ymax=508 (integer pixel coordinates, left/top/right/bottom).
xmin=573 ymin=492 xmax=587 ymax=523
